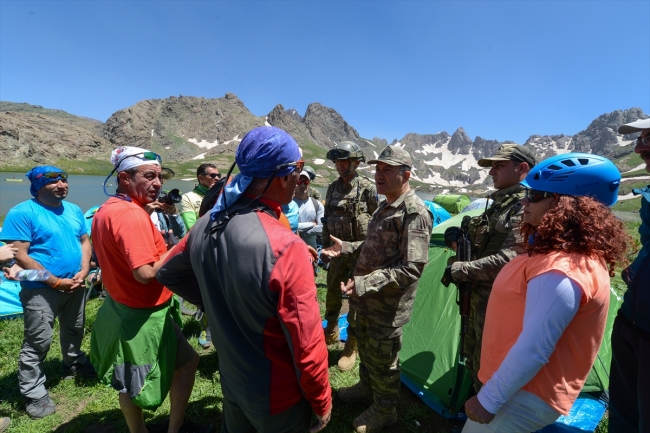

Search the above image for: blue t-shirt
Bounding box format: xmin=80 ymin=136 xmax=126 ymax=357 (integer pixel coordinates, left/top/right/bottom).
xmin=281 ymin=201 xmax=299 ymax=234
xmin=0 ymin=199 xmax=87 ymax=289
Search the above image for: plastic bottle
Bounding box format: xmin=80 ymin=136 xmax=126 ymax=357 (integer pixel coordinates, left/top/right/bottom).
xmin=14 ymin=270 xmax=53 ymax=281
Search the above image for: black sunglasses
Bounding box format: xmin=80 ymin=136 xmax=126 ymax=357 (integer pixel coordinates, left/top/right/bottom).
xmin=525 ymin=188 xmax=555 ymax=203
xmin=637 ymin=135 xmax=650 ymax=147
xmin=205 ymin=173 xmax=221 ymax=179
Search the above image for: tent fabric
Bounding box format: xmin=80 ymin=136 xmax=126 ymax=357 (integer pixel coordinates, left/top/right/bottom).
xmin=461 ymin=198 xmax=494 ymax=213
xmin=400 ymin=209 xmax=617 ymax=430
xmin=0 ymin=279 xmax=22 ymax=320
xmin=433 ymin=194 xmax=471 ymax=214
xmin=423 ymin=201 xmax=452 ymax=227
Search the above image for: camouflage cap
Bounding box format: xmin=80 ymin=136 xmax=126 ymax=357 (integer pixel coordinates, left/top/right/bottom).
xmin=367 ymin=146 xmax=413 ymax=167
xmin=477 ymin=144 xmax=536 ymax=168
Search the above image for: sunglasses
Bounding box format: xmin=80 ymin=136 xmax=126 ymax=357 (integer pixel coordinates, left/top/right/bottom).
xmin=296 ymin=178 xmax=310 ymax=185
xmin=37 ymin=172 xmax=68 ymax=180
xmin=275 ymin=159 xmax=305 ymax=173
xmin=637 ymin=135 xmax=650 ymax=147
xmin=205 ymin=173 xmax=222 ymax=179
xmin=117 ymin=151 xmax=162 ymax=169
xmin=525 ymin=188 xmax=555 ymax=203
xmin=326 ymin=149 xmax=352 ymax=160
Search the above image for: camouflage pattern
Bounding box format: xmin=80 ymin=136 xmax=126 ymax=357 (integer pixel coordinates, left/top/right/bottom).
xmin=356 ymin=315 xmax=402 ymax=410
xmin=323 ymin=173 xmax=378 ymax=327
xmin=449 ymin=182 xmax=527 ymax=389
xmin=344 ymin=189 xmax=432 ymax=327
xmin=309 ymin=187 xmax=321 ymax=201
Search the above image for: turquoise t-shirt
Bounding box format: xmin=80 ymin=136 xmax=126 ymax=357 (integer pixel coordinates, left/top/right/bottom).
xmin=281 ymin=201 xmax=299 ymax=234
xmin=0 ymin=199 xmax=86 ymax=289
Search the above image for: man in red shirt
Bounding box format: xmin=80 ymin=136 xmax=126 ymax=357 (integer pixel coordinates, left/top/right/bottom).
xmin=90 ymin=147 xmax=203 ymax=433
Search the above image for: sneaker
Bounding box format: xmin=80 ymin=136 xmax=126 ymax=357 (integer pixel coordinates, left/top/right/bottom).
xmin=62 ymin=361 xmax=97 ymax=380
xmin=198 ymin=331 xmax=213 ymax=349
xmin=0 ymin=417 xmax=10 ymax=433
xmin=352 ymin=403 xmax=397 ymax=433
xmin=25 ymin=393 xmax=56 ymax=419
xmin=337 ymin=337 xmax=357 ymax=371
xmin=338 ymin=382 xmax=373 ymax=406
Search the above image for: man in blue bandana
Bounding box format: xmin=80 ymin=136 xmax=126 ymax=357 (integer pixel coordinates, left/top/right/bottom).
xmin=0 ymin=165 xmax=94 ymax=419
xmin=158 ymin=126 xmax=332 ymax=432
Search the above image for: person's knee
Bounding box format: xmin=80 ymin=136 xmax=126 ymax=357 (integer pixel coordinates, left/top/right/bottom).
xmin=179 ymin=351 xmax=199 ymax=374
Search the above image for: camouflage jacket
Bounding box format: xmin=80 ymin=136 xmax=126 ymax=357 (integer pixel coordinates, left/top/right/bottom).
xmin=450 ymin=183 xmax=527 ymax=286
xmin=342 ymin=189 xmax=433 ymax=327
xmin=322 ymin=173 xmax=378 ymax=247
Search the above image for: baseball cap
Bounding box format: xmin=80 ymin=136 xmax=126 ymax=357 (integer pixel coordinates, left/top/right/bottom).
xmin=299 ymin=170 xmax=310 ymax=178
xmin=618 ymin=117 xmax=650 ymax=134
xmin=367 ymin=146 xmax=413 ymax=167
xmin=477 ymin=144 xmax=536 ymax=168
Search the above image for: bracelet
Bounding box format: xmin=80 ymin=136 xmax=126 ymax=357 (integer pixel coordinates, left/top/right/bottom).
xmin=52 ymin=278 xmax=61 ymax=288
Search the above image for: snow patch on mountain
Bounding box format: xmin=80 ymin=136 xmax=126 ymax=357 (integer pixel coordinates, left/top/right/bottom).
xmin=189 ymin=138 xmax=219 ymax=149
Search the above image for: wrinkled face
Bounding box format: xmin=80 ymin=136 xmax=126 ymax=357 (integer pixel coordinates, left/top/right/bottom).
xmin=38 ymin=178 xmax=68 ymax=203
xmin=123 ymin=164 xmax=163 ymax=205
xmin=375 ymin=162 xmax=406 ymax=198
xmin=489 ymin=160 xmax=524 ymax=190
xmin=198 ymin=167 xmax=220 ymax=188
xmin=334 ymin=158 xmax=360 ymax=179
xmin=522 ymin=194 xmax=556 ymax=226
xmin=634 ymin=129 xmax=650 ymax=172
xmin=295 ymin=174 xmax=310 ymax=196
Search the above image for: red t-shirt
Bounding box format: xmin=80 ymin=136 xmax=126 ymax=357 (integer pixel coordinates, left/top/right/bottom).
xmin=92 ymin=196 xmax=173 ymax=308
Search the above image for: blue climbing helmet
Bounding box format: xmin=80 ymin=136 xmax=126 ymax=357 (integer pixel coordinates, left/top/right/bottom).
xmin=521 ymin=153 xmax=621 ymax=207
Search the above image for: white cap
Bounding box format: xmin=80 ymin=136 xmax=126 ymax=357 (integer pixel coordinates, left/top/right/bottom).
xmin=618 ymin=117 xmax=650 ymax=134
xmin=299 ymin=170 xmax=310 ymax=178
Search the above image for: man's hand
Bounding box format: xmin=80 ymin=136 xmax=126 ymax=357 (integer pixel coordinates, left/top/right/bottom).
xmin=145 ymin=200 xmax=163 ymax=215
xmin=72 ymin=270 xmax=89 ymax=287
xmin=341 ymin=278 xmax=356 ymax=297
xmin=56 ymin=278 xmax=83 ymax=293
xmin=321 ymin=235 xmax=343 ymax=258
xmin=3 ymin=263 xmax=22 ymax=280
xmin=465 ymin=396 xmax=495 ymax=424
xmin=309 ymin=406 xmax=332 ymax=432
xmin=440 ymin=264 xmax=456 ymax=287
xmin=0 ymin=243 xmax=18 ymax=262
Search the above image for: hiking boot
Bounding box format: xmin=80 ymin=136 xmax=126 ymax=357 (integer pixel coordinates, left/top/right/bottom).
xmin=0 ymin=417 xmax=10 ymax=433
xmin=337 ymin=382 xmax=373 ymax=406
xmin=62 ymin=360 xmax=97 ymax=380
xmin=324 ymin=325 xmax=339 ymax=345
xmin=352 ymin=403 xmax=397 ymax=433
xmin=337 ymin=336 xmax=357 ymax=371
xmin=25 ymin=393 xmax=56 ymax=419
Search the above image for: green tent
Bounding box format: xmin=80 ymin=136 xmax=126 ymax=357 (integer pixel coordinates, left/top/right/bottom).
xmin=433 ymin=194 xmax=471 ymax=214
xmin=400 ymin=210 xmax=619 ymax=423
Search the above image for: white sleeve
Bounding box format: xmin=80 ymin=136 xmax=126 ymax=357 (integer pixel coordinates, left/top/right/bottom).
xmin=477 ymin=270 xmax=583 ymax=414
xmin=307 ymin=200 xmax=324 ymax=236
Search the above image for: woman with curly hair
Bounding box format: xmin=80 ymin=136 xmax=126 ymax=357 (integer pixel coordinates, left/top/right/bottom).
xmin=463 ymin=153 xmax=631 ymax=433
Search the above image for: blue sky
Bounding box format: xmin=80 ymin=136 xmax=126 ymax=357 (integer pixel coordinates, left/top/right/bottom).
xmin=1 ymin=0 xmax=648 ymax=144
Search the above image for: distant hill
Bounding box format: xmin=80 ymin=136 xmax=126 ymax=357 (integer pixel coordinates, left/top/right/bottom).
xmin=0 ymin=96 xmax=646 ymax=192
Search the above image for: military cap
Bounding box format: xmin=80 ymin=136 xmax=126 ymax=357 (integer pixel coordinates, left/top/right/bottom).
xmin=367 ymin=146 xmax=413 ymax=168
xmin=477 ymin=144 xmax=536 ymax=168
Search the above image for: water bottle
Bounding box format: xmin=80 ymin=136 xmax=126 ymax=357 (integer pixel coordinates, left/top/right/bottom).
xmin=14 ymin=270 xmax=53 ymax=281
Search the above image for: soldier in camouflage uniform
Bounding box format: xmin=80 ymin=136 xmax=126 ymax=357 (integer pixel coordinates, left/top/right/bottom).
xmin=322 ymin=142 xmax=378 ymax=372
xmin=303 ymin=165 xmax=322 ymax=201
xmin=323 ymin=146 xmax=432 ymax=433
xmin=444 ymin=144 xmax=536 ymax=392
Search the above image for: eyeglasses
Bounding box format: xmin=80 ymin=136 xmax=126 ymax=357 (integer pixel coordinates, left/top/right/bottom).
xmin=637 ymin=135 xmax=650 ymax=147
xmin=37 ymin=172 xmax=68 ymax=180
xmin=296 ymin=179 xmax=310 ymax=185
xmin=525 ymin=188 xmax=555 ymax=203
xmin=206 ymin=173 xmax=222 ymax=179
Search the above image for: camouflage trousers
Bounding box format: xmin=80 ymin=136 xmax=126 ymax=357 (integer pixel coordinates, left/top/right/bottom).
xmin=464 ymin=285 xmax=491 ymax=392
xmin=356 ymin=313 xmax=402 ymax=410
xmin=325 ymin=255 xmax=358 ymax=331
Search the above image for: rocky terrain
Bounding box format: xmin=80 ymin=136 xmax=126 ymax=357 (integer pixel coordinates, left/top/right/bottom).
xmin=0 ymin=96 xmax=646 ymax=191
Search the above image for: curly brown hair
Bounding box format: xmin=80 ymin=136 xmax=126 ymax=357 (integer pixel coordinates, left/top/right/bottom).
xmin=521 ymin=195 xmax=632 ymax=277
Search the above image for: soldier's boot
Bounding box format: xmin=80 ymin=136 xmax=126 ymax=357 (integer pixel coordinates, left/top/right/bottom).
xmin=352 ymin=403 xmax=398 ymax=433
xmin=324 ymin=324 xmax=339 ymax=345
xmin=337 ymin=336 xmax=357 ymax=371
xmin=337 ymin=382 xmax=373 ymax=406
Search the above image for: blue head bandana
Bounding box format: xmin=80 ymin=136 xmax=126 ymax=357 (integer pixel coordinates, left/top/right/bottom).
xmin=211 ymin=126 xmax=301 ymax=219
xmin=26 ymin=166 xmax=66 ymax=198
